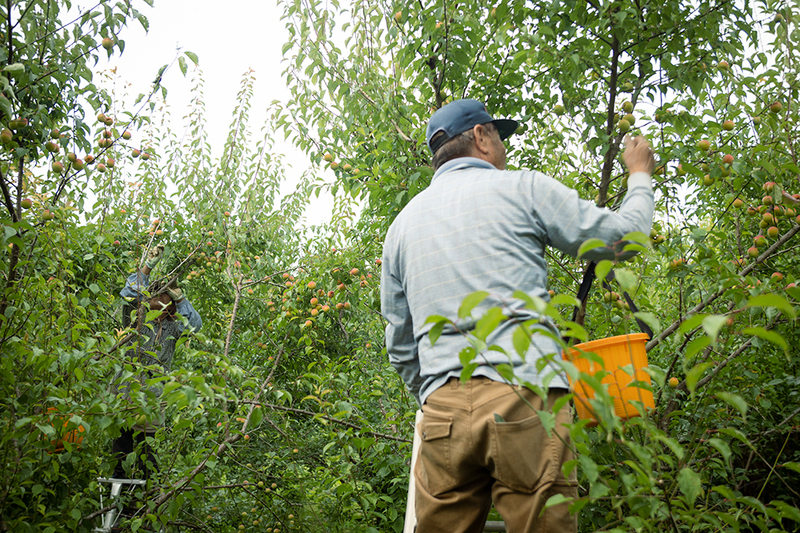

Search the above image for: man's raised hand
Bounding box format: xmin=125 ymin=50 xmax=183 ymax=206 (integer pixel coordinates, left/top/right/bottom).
xmin=623 ymin=135 xmax=655 ymax=175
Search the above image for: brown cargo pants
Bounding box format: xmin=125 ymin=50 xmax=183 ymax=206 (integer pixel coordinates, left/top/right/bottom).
xmin=415 ymin=377 xmax=577 ymax=533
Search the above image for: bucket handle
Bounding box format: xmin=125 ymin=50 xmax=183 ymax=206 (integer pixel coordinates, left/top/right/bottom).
xmin=565 ymin=261 xmax=653 ymax=345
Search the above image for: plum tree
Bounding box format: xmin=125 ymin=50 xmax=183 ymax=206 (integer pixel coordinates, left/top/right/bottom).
xmin=276 ymin=0 xmax=800 ymax=530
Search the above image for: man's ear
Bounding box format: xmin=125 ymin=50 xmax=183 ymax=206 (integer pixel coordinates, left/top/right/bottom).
xmin=472 ymin=123 xmax=494 ymax=156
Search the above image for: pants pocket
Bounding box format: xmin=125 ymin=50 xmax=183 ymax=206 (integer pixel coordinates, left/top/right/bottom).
xmin=492 ymin=413 xmax=555 ymax=493
xmin=416 ymin=414 xmax=457 ymax=496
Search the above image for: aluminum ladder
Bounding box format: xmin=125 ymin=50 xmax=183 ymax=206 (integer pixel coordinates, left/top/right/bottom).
xmin=93 ymin=477 xmax=159 ymax=532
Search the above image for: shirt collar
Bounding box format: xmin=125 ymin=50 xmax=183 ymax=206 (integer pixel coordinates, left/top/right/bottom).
xmin=432 ymin=157 xmax=498 ymax=182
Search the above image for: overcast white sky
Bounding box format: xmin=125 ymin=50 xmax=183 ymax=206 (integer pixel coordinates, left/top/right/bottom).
xmin=101 ymin=0 xmax=334 ymax=224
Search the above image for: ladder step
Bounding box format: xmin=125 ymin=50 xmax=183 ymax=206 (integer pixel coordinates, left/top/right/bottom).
xmin=97 ymin=477 xmax=147 ymax=485
xmin=484 ymin=521 xmax=506 ymax=532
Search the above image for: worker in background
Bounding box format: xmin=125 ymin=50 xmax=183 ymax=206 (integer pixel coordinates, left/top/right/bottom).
xmin=111 ymin=243 xmax=202 ymax=480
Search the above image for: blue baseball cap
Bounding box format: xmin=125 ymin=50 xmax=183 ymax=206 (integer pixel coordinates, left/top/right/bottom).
xmin=426 ymin=99 xmax=518 ymax=154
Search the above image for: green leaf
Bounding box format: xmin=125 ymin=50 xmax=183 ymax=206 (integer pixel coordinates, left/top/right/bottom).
xmin=579 ymin=455 xmax=598 ymax=483
xmin=718 ymin=427 xmax=752 ymax=447
xmin=685 ymin=362 xmax=711 ymax=394
xmin=468 ymin=337 xmax=487 ymax=354
xmin=536 ymin=409 xmax=555 ymax=437
xmin=713 ymin=485 xmax=736 ymax=500
xmin=250 ymin=407 xmax=263 ymax=427
xmin=746 ymin=294 xmax=796 ymax=319
xmin=594 ymin=260 xmax=612 ymax=282
xmin=621 ymin=231 xmax=650 ymax=246
xmin=678 ymin=314 xmax=705 ymax=335
xmin=577 ymin=238 xmax=607 ymax=258
xmin=542 ymin=492 xmax=572 ymax=511
xmin=458 ymin=291 xmax=489 ymax=319
xmin=632 ymin=312 xmax=661 ymax=334
xmin=3 ymin=225 xmax=15 ymax=244
xmin=512 ymin=325 xmax=530 ymax=358
xmin=654 ymin=435 xmax=685 ymax=461
xmin=496 ymin=364 xmax=515 ymax=383
xmin=614 ymin=268 xmax=638 ymax=292
xmin=145 ymin=309 xmax=163 ymax=322
xmin=782 ymin=462 xmax=800 ymax=475
xmin=589 ymin=483 xmax=609 ymax=498
xmin=512 ymin=291 xmax=535 ymax=307
xmin=716 ymin=392 xmax=747 ymax=418
xmin=685 ymin=336 xmax=711 ymax=360
xmin=568 ymin=498 xmax=591 ymax=514
xmin=677 ymin=467 xmax=702 ymax=506
xmin=3 ymin=62 xmax=24 ymax=74
xmin=424 ymin=315 xmax=450 ymax=324
xmin=551 ymin=293 xmax=580 ymax=307
xmin=473 ymin=307 xmax=506 ymax=340
xmin=458 ymin=347 xmax=477 ymax=366
xmin=184 ymin=51 xmax=199 ymax=65
xmin=742 ymin=327 xmax=788 ymax=353
xmin=771 ymin=501 xmax=800 ymax=523
xmin=681 ymin=162 xmax=703 ymax=178
xmin=701 ymin=315 xmax=729 ymax=344
xmin=512 ymin=291 xmax=548 ymax=315
xmin=178 ymin=56 xmax=187 ymax=76
xmin=460 ymin=362 xmax=479 ymax=382
xmin=429 ymin=321 xmax=445 ymax=346
xmin=708 ymin=438 xmax=732 ymax=461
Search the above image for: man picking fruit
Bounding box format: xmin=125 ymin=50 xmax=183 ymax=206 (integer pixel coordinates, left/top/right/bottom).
xmin=110 ymin=243 xmax=202 ymax=480
xmin=381 ymin=99 xmax=655 ymax=532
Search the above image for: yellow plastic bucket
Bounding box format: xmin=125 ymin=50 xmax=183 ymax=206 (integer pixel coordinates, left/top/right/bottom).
xmin=562 ymin=333 xmax=653 ymax=426
xmin=47 ymin=407 xmax=86 ymax=453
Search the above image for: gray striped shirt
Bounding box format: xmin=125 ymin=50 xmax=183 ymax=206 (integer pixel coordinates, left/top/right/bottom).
xmin=381 ymin=157 xmax=653 ymax=405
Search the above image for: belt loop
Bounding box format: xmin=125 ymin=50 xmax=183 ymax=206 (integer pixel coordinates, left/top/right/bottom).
xmin=451 ymin=378 xmax=459 ymax=389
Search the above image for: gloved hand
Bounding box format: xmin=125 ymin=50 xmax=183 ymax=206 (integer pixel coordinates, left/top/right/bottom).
xmin=166 ymin=286 xmax=184 ymax=303
xmin=144 ymin=243 xmax=165 ymax=270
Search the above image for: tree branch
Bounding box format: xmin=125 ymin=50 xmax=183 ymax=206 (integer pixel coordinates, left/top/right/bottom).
xmin=646 ymin=224 xmax=800 ymax=352
xmin=252 ymin=401 xmax=410 ymax=443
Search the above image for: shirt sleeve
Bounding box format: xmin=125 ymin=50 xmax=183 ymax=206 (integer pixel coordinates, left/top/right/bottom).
xmin=532 ymin=171 xmax=654 ymax=260
xmin=120 ymin=270 xmax=150 ymax=301
xmin=381 ymin=250 xmax=424 ymax=406
xmin=176 ymin=299 xmax=203 ymax=332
